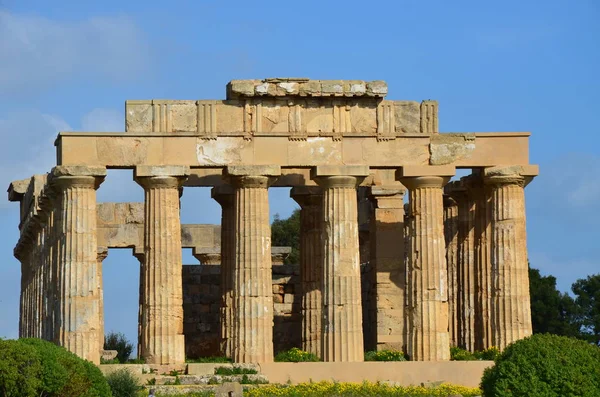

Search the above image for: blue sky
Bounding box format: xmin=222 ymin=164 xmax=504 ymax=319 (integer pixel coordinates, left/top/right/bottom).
xmin=1 ymin=0 xmax=598 ymax=347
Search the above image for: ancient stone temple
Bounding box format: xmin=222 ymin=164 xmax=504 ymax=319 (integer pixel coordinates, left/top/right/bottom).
xmin=8 ymin=78 xmax=537 ymax=365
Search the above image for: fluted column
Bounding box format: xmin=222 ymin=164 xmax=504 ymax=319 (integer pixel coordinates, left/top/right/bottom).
xmin=400 ymin=176 xmax=450 ymax=361
xmin=369 ymin=185 xmax=407 ymax=352
xmin=446 ymin=180 xmax=477 ymax=352
xmin=225 ymin=165 xmax=280 ymax=363
xmin=467 ymin=174 xmax=493 ymax=350
xmin=97 ymin=247 xmax=108 ymax=351
xmin=484 ymin=168 xmax=532 ymax=350
xmin=211 ymin=184 xmax=235 ymax=358
xmin=133 ymin=250 xmax=145 ymax=360
xmin=50 ymin=165 xmax=106 ymax=364
xmin=291 ymin=186 xmax=323 ymax=358
xmin=443 ymin=195 xmax=459 ymax=348
xmin=312 ymin=165 xmax=368 ymax=362
xmin=135 ymin=165 xmax=189 ymax=365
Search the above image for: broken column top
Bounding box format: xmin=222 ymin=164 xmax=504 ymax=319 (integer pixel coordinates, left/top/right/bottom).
xmin=226 ymin=78 xmax=388 ymax=99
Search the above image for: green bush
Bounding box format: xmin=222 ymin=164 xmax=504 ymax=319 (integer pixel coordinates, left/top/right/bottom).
xmin=244 ymin=381 xmax=481 ymax=396
xmin=450 ymin=346 xmax=477 ymax=361
xmin=364 ymin=349 xmax=407 ymax=361
xmin=106 ymin=369 xmax=140 ymax=397
xmin=186 ymin=356 xmax=231 ymax=363
xmin=2 ymin=338 xmax=111 ymax=397
xmin=0 ymin=339 xmax=43 ymax=397
xmin=481 ymin=334 xmax=600 ymax=396
xmin=214 ymin=366 xmax=258 ymax=375
xmin=274 ymin=347 xmax=320 ymax=362
xmin=104 ymin=332 xmax=134 ymax=363
xmin=450 ymin=346 xmax=500 ymax=361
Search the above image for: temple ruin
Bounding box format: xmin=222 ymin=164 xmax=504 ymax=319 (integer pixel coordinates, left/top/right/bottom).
xmin=8 ymin=78 xmax=537 ymax=365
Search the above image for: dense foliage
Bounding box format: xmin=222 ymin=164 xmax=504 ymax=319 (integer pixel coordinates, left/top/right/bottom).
xmin=0 ymin=338 xmax=111 ymax=397
xmin=244 ymin=381 xmax=481 ymax=397
xmin=271 ymin=209 xmax=300 ymax=265
xmin=274 ymin=347 xmax=320 ymax=362
xmin=480 ymin=334 xmax=600 ymax=397
xmin=364 ymin=349 xmax=407 ymax=361
xmin=104 ymin=332 xmax=134 ymax=363
xmin=450 ymin=346 xmax=500 ymax=361
xmin=105 ymin=369 xmax=140 ymax=397
xmin=572 ymin=274 xmax=600 ymax=346
xmin=0 ymin=339 xmax=42 ymax=397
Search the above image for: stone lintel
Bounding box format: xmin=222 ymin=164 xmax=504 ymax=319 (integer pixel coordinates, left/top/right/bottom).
xmin=289 ymin=186 xmax=322 ymax=197
xmin=7 ymin=178 xmax=30 ymax=202
xmin=134 ymin=165 xmax=190 ymax=178
xmin=311 ymin=165 xmax=370 ymax=179
xmin=227 ymin=78 xmax=387 ymax=99
xmin=225 ymin=165 xmax=281 ymax=177
xmin=397 ymin=165 xmax=455 ymax=178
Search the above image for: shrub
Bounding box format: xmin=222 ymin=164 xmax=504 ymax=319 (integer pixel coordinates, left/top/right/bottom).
xmin=106 ymin=369 xmax=140 ymax=397
xmin=20 ymin=338 xmax=111 ymax=397
xmin=450 ymin=346 xmax=477 ymax=361
xmin=244 ymin=381 xmax=481 ymax=396
xmin=364 ymin=349 xmax=407 ymax=361
xmin=481 ymin=334 xmax=600 ymax=396
xmin=214 ymin=366 xmax=258 ymax=375
xmin=450 ymin=346 xmax=499 ymax=361
xmin=274 ymin=347 xmax=320 ymax=362
xmin=0 ymin=339 xmax=43 ymax=397
xmin=104 ymin=332 xmax=134 ymax=363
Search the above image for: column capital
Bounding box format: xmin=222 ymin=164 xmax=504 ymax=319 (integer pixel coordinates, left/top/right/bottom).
xmin=400 ymin=176 xmax=450 ymax=190
xmin=483 ymin=165 xmax=538 ymax=187
xmin=50 ymin=165 xmax=106 ymax=189
xmin=224 ymin=165 xmax=281 ymax=188
xmin=192 ymin=247 xmax=221 ymax=265
xmin=310 ymin=165 xmax=369 ymax=185
xmin=271 ymin=247 xmax=291 ymax=266
xmin=290 ymin=186 xmax=322 ymax=208
xmin=134 ymin=166 xmax=189 ymax=189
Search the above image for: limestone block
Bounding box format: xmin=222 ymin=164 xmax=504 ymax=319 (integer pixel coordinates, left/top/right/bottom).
xmin=349 ymin=103 xmax=377 ymax=134
xmin=394 ymin=101 xmax=420 ymax=134
xmin=125 ymin=101 xmax=152 ymax=132
xmin=170 ymin=102 xmax=198 ymax=132
xmin=215 ymin=382 xmax=243 ymax=397
xmin=214 ymin=101 xmax=244 ymax=133
xmin=430 ymin=134 xmax=476 ymax=165
xmin=102 ymin=350 xmax=118 ymax=361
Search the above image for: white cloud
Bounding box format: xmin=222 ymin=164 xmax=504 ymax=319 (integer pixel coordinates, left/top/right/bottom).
xmin=0 ymin=10 xmax=150 ymax=93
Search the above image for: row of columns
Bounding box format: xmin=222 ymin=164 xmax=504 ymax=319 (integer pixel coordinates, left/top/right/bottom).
xmin=16 ymin=164 xmax=532 ymax=365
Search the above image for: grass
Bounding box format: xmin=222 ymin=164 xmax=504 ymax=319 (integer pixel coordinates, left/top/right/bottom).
xmin=186 ymin=356 xmax=232 ymax=363
xmin=214 ymin=366 xmax=258 ymax=375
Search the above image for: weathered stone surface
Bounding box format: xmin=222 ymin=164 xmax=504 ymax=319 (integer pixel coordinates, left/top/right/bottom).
xmin=484 ymin=170 xmax=532 ymax=350
xmin=227 ymin=78 xmax=386 ymax=98
xmin=401 ymin=176 xmax=450 ymax=361
xmin=136 ymin=167 xmax=189 ymax=364
xmin=313 ymin=172 xmax=366 ymax=362
xmin=430 ymin=134 xmax=476 ymax=165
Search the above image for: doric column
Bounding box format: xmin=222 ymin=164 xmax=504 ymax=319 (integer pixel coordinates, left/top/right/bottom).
xmin=400 ymin=175 xmax=450 ymax=361
xmin=135 ymin=165 xmax=189 ymax=365
xmin=211 ymin=184 xmax=235 ymax=358
xmin=466 ymin=173 xmax=493 ymax=350
xmin=290 ymin=186 xmax=323 ymax=358
xmin=97 ymin=247 xmax=108 ymax=351
xmin=225 ymin=165 xmax=280 ymax=363
xmin=443 ymin=195 xmax=460 ymax=348
xmin=312 ymin=165 xmax=368 ymax=362
xmin=484 ymin=167 xmax=533 ymax=350
xmin=368 ymin=185 xmax=407 ymax=352
xmin=50 ymin=165 xmax=106 ymax=364
xmin=445 ymin=180 xmax=477 ymax=352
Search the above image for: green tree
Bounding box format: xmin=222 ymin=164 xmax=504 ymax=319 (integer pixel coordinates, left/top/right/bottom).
xmin=104 ymin=332 xmax=134 ymax=363
xmin=271 ymin=209 xmax=300 ymax=265
xmin=529 ymin=266 xmax=582 ymax=338
xmin=572 ymin=274 xmax=600 ymax=346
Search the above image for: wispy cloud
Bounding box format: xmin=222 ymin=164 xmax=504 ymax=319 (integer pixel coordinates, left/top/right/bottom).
xmin=0 ymin=10 xmax=150 ymax=93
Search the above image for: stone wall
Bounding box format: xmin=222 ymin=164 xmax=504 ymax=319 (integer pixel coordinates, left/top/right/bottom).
xmin=182 ymin=264 xmax=302 ymax=358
